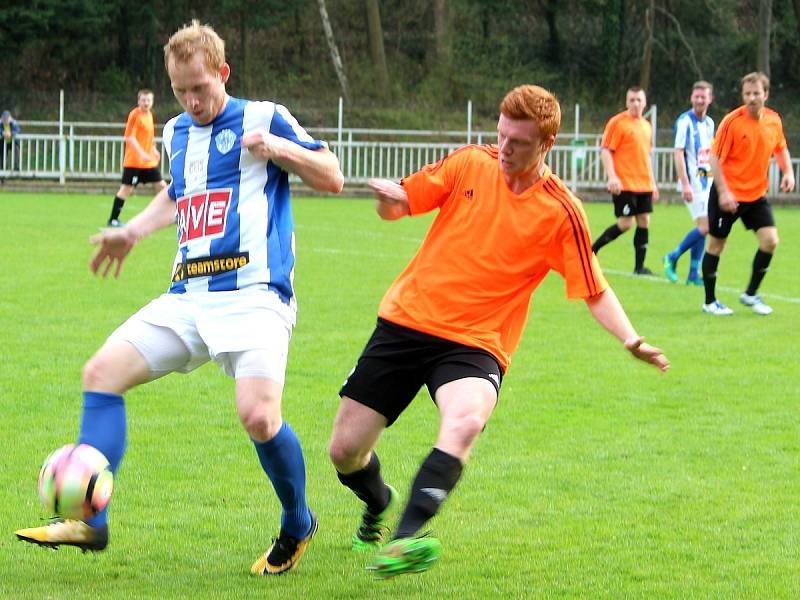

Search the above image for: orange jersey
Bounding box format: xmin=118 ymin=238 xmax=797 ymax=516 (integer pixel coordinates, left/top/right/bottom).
xmin=123 ymin=107 xmax=157 ymax=169
xmin=712 ymin=106 xmax=787 ymax=202
xmin=378 ymin=145 xmax=608 ymax=371
xmin=601 ymin=112 xmax=654 ymax=192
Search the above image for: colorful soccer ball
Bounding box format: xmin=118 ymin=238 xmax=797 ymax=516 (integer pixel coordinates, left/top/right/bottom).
xmin=37 ymin=444 xmax=114 ymax=520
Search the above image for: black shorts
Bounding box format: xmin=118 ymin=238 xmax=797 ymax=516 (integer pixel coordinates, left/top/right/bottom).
xmin=339 ymin=318 xmax=504 ymax=426
xmin=121 ymin=167 xmax=163 ymax=186
xmin=707 ymin=184 xmax=775 ymax=238
xmin=612 ymin=191 xmax=653 ymax=217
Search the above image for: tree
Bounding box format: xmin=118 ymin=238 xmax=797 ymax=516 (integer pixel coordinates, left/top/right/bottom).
xmin=640 ymin=0 xmax=655 ymax=91
xmin=542 ymin=0 xmax=561 ymax=64
xmin=365 ymin=0 xmax=390 ymax=94
xmin=216 ymin=0 xmax=303 ymax=97
xmin=317 ymin=0 xmax=351 ymax=103
xmin=793 ymin=0 xmax=800 ymax=44
xmin=433 ymin=0 xmax=451 ymax=65
xmin=602 ymin=0 xmax=624 ymax=92
xmin=758 ymin=0 xmax=773 ymax=77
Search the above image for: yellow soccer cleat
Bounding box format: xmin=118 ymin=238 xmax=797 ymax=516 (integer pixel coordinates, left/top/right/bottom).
xmin=16 ymin=519 xmax=108 ymax=552
xmin=251 ymin=513 xmax=318 ymax=575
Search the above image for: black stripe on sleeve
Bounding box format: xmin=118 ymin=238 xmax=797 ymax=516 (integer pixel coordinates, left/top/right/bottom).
xmin=543 ymin=179 xmax=600 ymax=297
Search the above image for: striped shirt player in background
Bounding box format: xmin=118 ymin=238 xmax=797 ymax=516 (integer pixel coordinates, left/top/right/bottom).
xmin=702 ymin=72 xmax=794 ymax=316
xmin=15 ymin=20 xmax=344 ymax=575
xmin=591 ymin=87 xmax=660 ymax=275
xmin=328 ymin=85 xmax=669 ymax=579
xmin=106 ymin=89 xmax=167 ymax=227
xmin=663 ymin=81 xmax=715 ymax=286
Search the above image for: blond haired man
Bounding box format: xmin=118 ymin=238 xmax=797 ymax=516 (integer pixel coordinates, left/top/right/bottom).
xmin=16 ymin=21 xmax=343 ymax=576
xmin=664 ymin=81 xmax=714 ymax=286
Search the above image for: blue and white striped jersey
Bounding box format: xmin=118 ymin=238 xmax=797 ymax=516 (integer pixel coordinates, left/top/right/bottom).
xmin=674 ymin=109 xmax=714 ymax=191
xmin=162 ymin=97 xmax=326 ymax=307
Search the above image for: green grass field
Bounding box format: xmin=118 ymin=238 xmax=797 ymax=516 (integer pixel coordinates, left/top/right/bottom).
xmin=1 ymin=191 xmax=798 ymax=599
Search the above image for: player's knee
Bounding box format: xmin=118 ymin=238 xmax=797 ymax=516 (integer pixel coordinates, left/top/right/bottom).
xmin=617 ymin=220 xmax=633 ymax=232
xmin=238 ymin=404 xmax=282 ymax=442
xmin=707 ymin=237 xmax=725 ymax=255
xmin=445 ymin=412 xmax=486 ymax=449
xmin=328 ymin=437 xmax=366 ymax=472
xmin=82 ymin=353 xmax=113 ymax=389
xmin=761 ymin=235 xmax=778 ymax=253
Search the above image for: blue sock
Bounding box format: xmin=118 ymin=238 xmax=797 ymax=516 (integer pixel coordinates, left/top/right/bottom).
xmin=78 ymin=391 xmax=127 ymax=528
xmin=252 ymin=423 xmax=311 ymax=539
xmin=670 ymin=227 xmax=704 ymax=262
xmin=688 ymin=236 xmax=705 ymax=279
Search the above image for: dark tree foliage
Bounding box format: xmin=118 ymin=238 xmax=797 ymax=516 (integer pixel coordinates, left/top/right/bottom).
xmin=1 ymin=0 xmax=798 ymax=135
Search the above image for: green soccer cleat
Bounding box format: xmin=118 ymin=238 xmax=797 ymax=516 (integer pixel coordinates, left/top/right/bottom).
xmin=663 ymin=254 xmax=678 ymax=283
xmin=251 ymin=512 xmax=318 ymax=575
xmin=685 ymin=276 xmax=703 ymax=286
xmin=352 ymin=485 xmax=399 ymax=552
xmin=15 ymin=519 xmax=108 ymax=552
xmin=368 ymin=535 xmax=442 ymax=579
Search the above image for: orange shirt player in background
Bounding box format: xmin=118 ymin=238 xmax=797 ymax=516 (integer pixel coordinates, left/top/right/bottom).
xmin=701 ymin=71 xmax=795 ymax=316
xmin=106 ymin=89 xmax=167 ymax=227
xmin=591 ymin=86 xmax=659 ymax=275
xmin=327 ymin=84 xmax=669 ymax=579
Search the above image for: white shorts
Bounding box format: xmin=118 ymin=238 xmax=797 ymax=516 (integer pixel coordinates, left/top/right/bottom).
xmin=684 ymin=180 xmax=711 ymax=221
xmin=108 ymin=288 xmax=294 ymax=383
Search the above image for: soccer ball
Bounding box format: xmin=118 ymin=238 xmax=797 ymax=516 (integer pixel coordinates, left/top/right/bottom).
xmin=37 ymin=444 xmax=114 ymax=520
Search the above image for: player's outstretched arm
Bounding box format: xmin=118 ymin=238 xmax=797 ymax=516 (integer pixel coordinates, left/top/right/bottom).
xmin=241 ymin=130 xmax=344 ymax=193
xmin=368 ymin=178 xmax=410 ymax=220
xmin=89 ymin=187 xmax=176 ymax=279
xmin=584 ymin=288 xmax=669 ymax=372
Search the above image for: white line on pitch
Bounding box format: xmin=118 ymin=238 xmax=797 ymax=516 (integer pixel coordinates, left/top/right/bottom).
xmin=604 ymin=268 xmax=800 ymax=304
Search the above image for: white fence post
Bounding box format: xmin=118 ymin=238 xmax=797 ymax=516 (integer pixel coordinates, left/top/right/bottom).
xmin=337 ymin=96 xmax=343 ymax=156
xmin=58 ymin=90 xmax=65 ymax=185
xmin=467 ymin=100 xmax=472 ymax=144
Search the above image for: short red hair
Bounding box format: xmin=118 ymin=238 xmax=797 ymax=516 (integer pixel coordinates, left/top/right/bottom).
xmin=499 ymin=85 xmax=561 ymax=140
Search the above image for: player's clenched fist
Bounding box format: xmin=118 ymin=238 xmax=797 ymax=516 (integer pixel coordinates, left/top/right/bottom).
xmin=241 ymin=129 xmax=292 ymax=163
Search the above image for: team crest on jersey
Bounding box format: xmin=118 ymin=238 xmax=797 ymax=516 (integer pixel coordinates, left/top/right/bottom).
xmin=215 ymin=129 xmax=237 ymax=155
xmin=176 ymin=189 xmax=233 ymax=246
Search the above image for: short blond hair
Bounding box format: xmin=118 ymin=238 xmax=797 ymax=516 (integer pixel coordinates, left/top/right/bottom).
xmin=164 ymin=19 xmax=225 ymax=72
xmin=499 ymin=85 xmax=561 ymax=140
xmin=692 ymin=80 xmax=713 ymax=93
xmin=741 ymin=72 xmax=769 ymax=93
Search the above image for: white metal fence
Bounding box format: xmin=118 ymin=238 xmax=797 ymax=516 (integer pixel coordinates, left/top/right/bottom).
xmin=2 ymin=124 xmax=799 ymax=199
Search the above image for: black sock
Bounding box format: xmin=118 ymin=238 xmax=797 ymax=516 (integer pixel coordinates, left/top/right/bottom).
xmin=745 ymin=250 xmax=773 ymax=296
xmin=592 ymin=224 xmax=623 ymax=254
xmin=633 ymin=227 xmax=649 ymax=270
xmin=394 ymin=448 xmax=463 ymax=539
xmin=702 ymin=252 xmax=720 ymax=304
xmin=109 ymin=196 xmax=125 ymax=221
xmin=336 ymin=453 xmax=390 ymax=515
